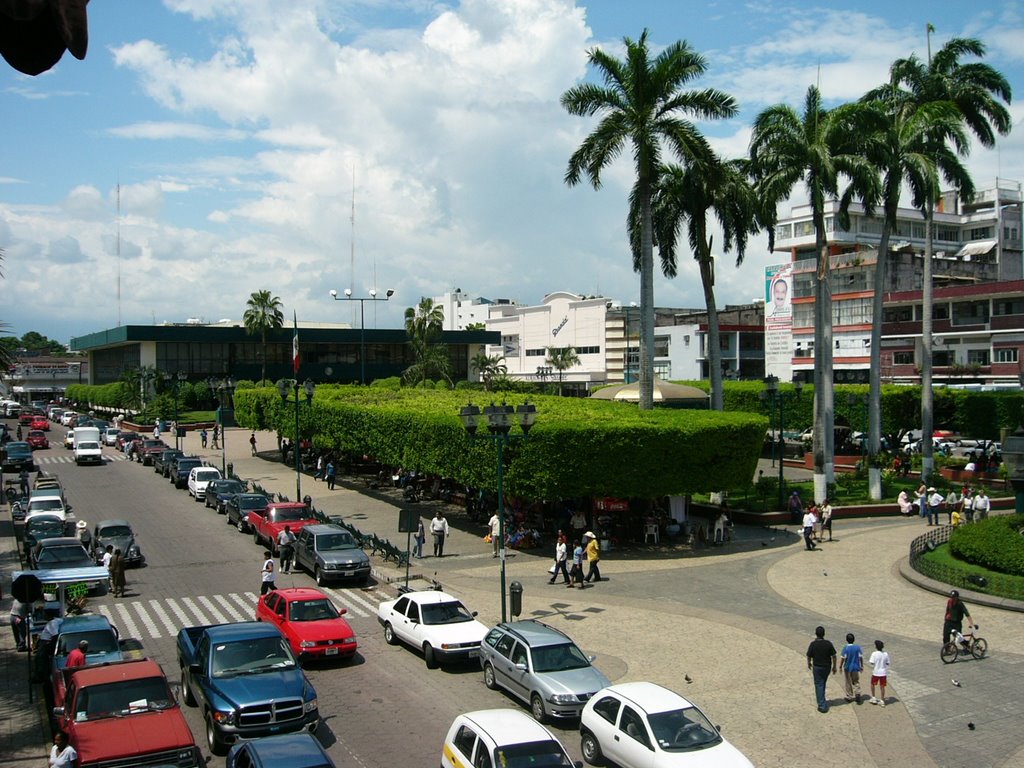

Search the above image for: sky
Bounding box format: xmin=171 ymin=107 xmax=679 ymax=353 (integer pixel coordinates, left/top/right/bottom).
xmin=0 ymin=0 xmax=1021 ymax=345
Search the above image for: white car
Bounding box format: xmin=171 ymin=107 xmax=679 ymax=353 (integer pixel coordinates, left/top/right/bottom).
xmin=187 ymin=466 xmax=222 ymax=501
xmin=63 ymin=429 xmax=76 ymax=449
xmin=377 ymin=589 xmax=489 ymax=669
xmin=60 ymin=411 xmax=78 ymax=426
xmin=442 ymin=709 xmax=577 ymax=768
xmin=103 ymin=427 xmax=121 ymax=446
xmin=580 ymin=682 xmax=753 ymax=768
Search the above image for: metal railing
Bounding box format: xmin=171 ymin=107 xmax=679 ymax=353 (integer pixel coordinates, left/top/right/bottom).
xmin=909 ymin=525 xmax=1024 ymax=600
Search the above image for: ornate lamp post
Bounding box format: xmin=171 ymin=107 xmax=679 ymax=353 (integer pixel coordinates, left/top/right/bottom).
xmin=328 ymin=288 xmax=394 ymax=385
xmin=278 ymin=378 xmax=315 ymax=501
xmin=762 ymin=375 xmax=803 ymax=509
xmin=163 ymin=371 xmax=188 ymax=450
xmin=459 ymin=401 xmax=536 ymax=622
xmin=206 ymin=377 xmax=235 ymax=475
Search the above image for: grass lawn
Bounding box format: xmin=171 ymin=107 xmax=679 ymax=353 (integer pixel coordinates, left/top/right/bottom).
xmin=178 ymin=410 xmax=216 ymax=423
xmin=920 ymin=543 xmax=1024 ymax=600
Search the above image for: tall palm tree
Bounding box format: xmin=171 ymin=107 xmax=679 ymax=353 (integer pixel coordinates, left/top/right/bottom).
xmin=630 ymin=154 xmax=766 ymax=410
xmin=546 ymin=346 xmax=581 ymax=396
xmin=858 ymin=85 xmax=973 ymax=498
xmin=561 ymin=29 xmax=737 ymax=410
xmin=403 ymin=298 xmax=451 ymax=387
xmin=243 ymin=290 xmax=284 ymax=385
xmin=750 ymin=86 xmax=880 ymax=502
xmin=887 ymin=33 xmax=1012 ymax=481
xmin=471 ymin=352 xmax=507 ymax=392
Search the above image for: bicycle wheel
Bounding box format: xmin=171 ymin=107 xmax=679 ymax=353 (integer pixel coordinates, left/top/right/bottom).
xmin=940 ymin=642 xmax=959 ymax=664
xmin=971 ymin=638 xmax=988 ymax=660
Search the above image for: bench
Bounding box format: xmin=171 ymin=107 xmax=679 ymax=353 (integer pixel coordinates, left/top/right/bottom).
xmin=380 ymin=539 xmax=410 ymax=568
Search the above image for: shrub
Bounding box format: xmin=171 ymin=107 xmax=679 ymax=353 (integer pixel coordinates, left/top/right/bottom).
xmin=949 ymin=514 xmax=1024 ymax=577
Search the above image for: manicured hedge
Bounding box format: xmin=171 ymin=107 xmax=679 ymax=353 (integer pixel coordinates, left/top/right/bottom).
xmin=949 ymin=514 xmax=1024 ymax=577
xmin=66 ymin=382 xmax=131 ymax=409
xmin=232 ymin=385 xmax=767 ymax=499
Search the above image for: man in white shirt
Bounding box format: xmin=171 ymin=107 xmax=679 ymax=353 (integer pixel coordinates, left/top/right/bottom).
xmin=429 ymin=511 xmax=450 ymax=558
xmin=488 ymin=513 xmax=501 ymax=558
xmin=926 ymin=487 xmax=944 ymax=526
xmin=276 ymin=526 xmax=296 ymax=574
xmin=972 ymin=489 xmax=990 ymax=521
xmin=802 ymin=508 xmax=818 ymax=551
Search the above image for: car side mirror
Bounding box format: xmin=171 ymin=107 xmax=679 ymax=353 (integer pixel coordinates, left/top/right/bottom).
xmin=52 ymin=706 xmax=64 ymax=718
xmin=338 ymin=607 xmax=347 ymax=616
xmin=471 ymin=611 xmax=478 ymax=617
xmin=716 ymin=724 xmax=721 ymax=732
xmin=514 ymin=662 xmax=527 ymax=671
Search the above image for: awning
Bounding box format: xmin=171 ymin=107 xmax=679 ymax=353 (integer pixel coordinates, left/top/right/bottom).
xmin=13 ymin=567 xmax=109 ymax=585
xmin=955 ymin=240 xmax=997 ymax=258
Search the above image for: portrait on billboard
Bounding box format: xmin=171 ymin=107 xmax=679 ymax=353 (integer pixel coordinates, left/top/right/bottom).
xmin=767 ymin=274 xmax=791 ymax=317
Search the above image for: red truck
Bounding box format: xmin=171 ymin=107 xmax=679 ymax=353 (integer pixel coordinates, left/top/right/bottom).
xmin=248 ymin=501 xmax=319 ymax=554
xmin=52 ymin=658 xmax=201 ymax=768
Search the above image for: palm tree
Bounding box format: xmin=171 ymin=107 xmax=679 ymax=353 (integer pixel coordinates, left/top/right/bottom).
xmin=750 ymin=86 xmax=880 ymax=503
xmin=887 ymin=33 xmax=1012 ymax=481
xmin=561 ymin=29 xmax=737 ymax=410
xmin=546 ymin=346 xmax=581 ymax=396
xmin=631 ymin=154 xmax=766 ymax=410
xmin=243 ymin=290 xmax=284 ymax=384
xmin=858 ymin=85 xmax=973 ymax=498
xmin=403 ymin=298 xmax=451 ymax=387
xmin=471 ymin=352 xmax=507 ymax=391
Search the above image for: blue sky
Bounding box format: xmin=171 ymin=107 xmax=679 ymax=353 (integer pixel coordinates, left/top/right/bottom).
xmin=1 ymin=0 xmax=1020 ymax=344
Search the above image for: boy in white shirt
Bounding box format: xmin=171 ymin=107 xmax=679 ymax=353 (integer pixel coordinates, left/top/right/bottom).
xmin=868 ymin=639 xmax=890 ymax=706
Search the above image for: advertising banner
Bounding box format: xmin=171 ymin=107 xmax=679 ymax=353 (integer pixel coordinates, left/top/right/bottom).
xmin=764 ymin=263 xmax=793 ymax=381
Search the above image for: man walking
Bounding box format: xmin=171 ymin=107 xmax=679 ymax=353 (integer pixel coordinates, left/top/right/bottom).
xmin=249 ymin=432 xmax=257 ymax=456
xmin=583 ymin=532 xmax=602 ymax=583
xmin=325 ymin=460 xmax=337 ymax=490
xmin=802 ymin=506 xmax=818 ymax=551
xmin=972 ymin=488 xmax=990 ymax=521
xmin=260 ymin=551 xmax=276 ymax=594
xmin=927 ymin=487 xmax=943 ymax=526
xmin=840 ymin=633 xmax=863 ymax=704
xmin=429 ymin=510 xmax=449 ymax=558
xmin=806 ymin=626 xmax=837 ymax=713
xmin=277 ymin=525 xmax=296 ymax=574
xmin=488 ymin=511 xmax=501 ymax=557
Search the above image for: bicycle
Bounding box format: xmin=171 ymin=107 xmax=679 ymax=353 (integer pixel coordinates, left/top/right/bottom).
xmin=940 ymin=624 xmax=988 ymax=663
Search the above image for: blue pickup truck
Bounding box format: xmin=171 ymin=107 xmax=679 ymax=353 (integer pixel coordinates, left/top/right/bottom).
xmin=176 ymin=622 xmax=319 ymax=756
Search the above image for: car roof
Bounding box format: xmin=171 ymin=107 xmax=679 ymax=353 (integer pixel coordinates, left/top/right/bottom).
xmin=404 ymin=590 xmax=466 ymax=606
xmin=456 ymin=709 xmax=557 ymax=744
xmin=67 ymin=658 xmax=164 ymax=685
xmin=270 ymin=587 xmax=331 ymax=602
xmin=302 ymin=524 xmax=349 ymax=535
xmin=242 ymin=732 xmax=331 ymax=763
xmin=37 ymin=537 xmax=85 ymax=548
xmin=496 ymin=620 xmax=570 ymax=647
xmin=26 ymin=515 xmax=64 ymax=527
xmin=96 ymin=519 xmax=132 ymax=529
xmin=56 ymin=613 xmax=115 ymax=633
xmin=597 ymin=682 xmax=694 ymax=713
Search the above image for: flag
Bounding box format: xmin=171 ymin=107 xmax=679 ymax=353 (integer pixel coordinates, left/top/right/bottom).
xmin=292 ymin=312 xmax=300 ymax=375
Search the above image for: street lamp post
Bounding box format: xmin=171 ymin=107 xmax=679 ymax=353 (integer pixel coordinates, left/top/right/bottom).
xmin=207 ymin=377 xmax=236 ymax=476
xmin=329 ymin=288 xmax=394 ymax=385
xmin=1002 ymin=426 xmax=1024 ymax=514
xmin=762 ymin=376 xmax=803 ymax=509
xmin=164 ymin=371 xmax=187 ymax=450
xmin=278 ymin=378 xmax=315 ymax=501
xmin=459 ymin=402 xmax=537 ymax=623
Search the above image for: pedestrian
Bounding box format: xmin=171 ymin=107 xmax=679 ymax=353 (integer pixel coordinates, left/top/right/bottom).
xmin=314 ymin=455 xmax=324 ymax=482
xmin=325 ymin=460 xmax=337 ymax=490
xmin=249 ymin=432 xmax=257 ymax=456
xmin=868 ymin=640 xmax=890 ymax=706
xmin=840 ymin=633 xmax=863 ymax=704
xmin=802 ymin=506 xmax=818 ymax=551
xmin=48 ymin=730 xmax=77 ymax=768
xmin=75 ymin=519 xmax=91 ymax=551
xmin=960 ymin=486 xmax=974 ymax=523
xmin=915 ymin=482 xmax=928 ymax=519
xmin=925 ymin=486 xmax=943 ymax=526
xmin=488 ymin=511 xmax=501 ymax=557
xmin=806 ymin=625 xmax=837 ymax=713
xmin=568 ymin=538 xmax=586 ymax=589
xmin=19 ymin=468 xmax=30 ymax=497
xmin=153 ymin=421 xmax=160 ymax=440
xmin=261 ymin=551 xmax=276 ymax=594
xmin=788 ymin=490 xmax=803 ymax=525
xmin=897 ymin=489 xmax=912 ymax=516
xmin=944 ymin=487 xmax=959 ymax=525
xmin=549 ymin=534 xmax=570 ymax=584
xmin=413 ymin=518 xmax=425 ymax=559
xmin=16 ymin=423 xmax=22 ymax=440
xmin=101 ymin=544 xmax=113 ymax=587
xmin=110 ymin=548 xmax=127 ymax=598
xmin=583 ymin=532 xmax=602 ymax=583
xmin=66 ymin=639 xmax=88 ymax=668
xmin=200 ymin=428 xmax=208 ymax=448
xmin=9 ymin=597 xmax=29 ymax=651
xmin=277 ymin=525 xmax=296 ymax=574
xmin=819 ymin=498 xmax=833 ymax=542
xmin=972 ymin=488 xmax=990 ymax=521
xmin=951 ymin=506 xmax=963 ymax=527
xmin=429 ymin=510 xmax=449 ymax=558
xmin=942 ymin=589 xmax=973 ymax=646
xmin=569 ymin=508 xmax=587 ymax=542
xmin=211 ymin=424 xmax=220 ymax=449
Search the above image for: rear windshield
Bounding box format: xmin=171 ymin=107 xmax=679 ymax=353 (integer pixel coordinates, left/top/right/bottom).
xmin=98 ymin=525 xmax=132 ymax=538
xmin=238 ymin=495 xmax=270 ymax=510
xmin=274 ymin=507 xmax=312 ymax=522
xmin=77 ymin=442 xmax=101 ymax=450
xmin=494 ymin=741 xmax=574 ymax=767
xmin=38 ymin=545 xmax=89 ymax=564
xmin=73 ymin=677 xmax=174 ymax=720
xmin=194 ymin=471 xmax=220 ymax=482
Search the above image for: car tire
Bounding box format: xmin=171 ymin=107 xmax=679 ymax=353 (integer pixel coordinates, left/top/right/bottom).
xmin=530 ymin=693 xmax=546 ymax=723
xmin=206 ymin=711 xmax=227 ymax=756
xmin=181 ymin=668 xmax=196 ymax=707
xmin=383 ymin=623 xmax=397 ymax=645
xmin=236 ymin=517 xmax=247 ymax=533
xmin=483 ymin=663 xmax=498 ymax=690
xmin=315 ymin=567 xmax=326 ymax=586
xmin=581 ymin=730 xmax=604 ymax=766
xmin=423 ymin=643 xmax=439 ymax=669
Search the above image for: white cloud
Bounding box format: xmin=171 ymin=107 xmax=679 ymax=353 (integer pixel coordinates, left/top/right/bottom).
xmin=61 ymin=186 xmax=107 ymax=220
xmin=108 ymin=122 xmax=248 ymax=141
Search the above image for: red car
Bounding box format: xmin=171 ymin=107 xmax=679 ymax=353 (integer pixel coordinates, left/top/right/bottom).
xmin=31 ymin=416 xmax=50 ymax=432
xmin=26 ymin=430 xmax=49 ymax=449
xmin=255 ymin=587 xmax=357 ymax=661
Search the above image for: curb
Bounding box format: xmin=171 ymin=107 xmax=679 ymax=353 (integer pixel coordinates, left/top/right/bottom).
xmin=897 ymin=555 xmax=1024 ymax=612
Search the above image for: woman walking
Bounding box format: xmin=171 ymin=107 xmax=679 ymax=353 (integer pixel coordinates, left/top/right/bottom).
xmin=549 ymin=534 xmax=570 ymax=585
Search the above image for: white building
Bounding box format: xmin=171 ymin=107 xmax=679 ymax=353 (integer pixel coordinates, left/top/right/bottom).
xmin=431 ymin=289 xmax=518 ymax=331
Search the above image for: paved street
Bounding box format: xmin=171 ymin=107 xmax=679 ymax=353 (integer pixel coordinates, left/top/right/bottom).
xmin=2 ymin=423 xmax=1023 ymax=767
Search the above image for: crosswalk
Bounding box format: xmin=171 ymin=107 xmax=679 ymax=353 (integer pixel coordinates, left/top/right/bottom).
xmin=93 ymin=586 xmax=389 ymax=640
xmin=36 ymin=453 xmax=129 ymax=464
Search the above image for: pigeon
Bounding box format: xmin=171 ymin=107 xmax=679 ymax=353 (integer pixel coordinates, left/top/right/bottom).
xmin=952 ymin=679 xmax=962 ymax=687
xmin=968 ymin=722 xmax=975 ymax=730
xmin=823 ymin=570 xmax=828 ymax=577
xmin=684 ymin=675 xmax=693 ymax=684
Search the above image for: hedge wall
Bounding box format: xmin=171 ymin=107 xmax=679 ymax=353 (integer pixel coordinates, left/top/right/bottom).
xmin=949 ymin=514 xmax=1024 ymax=577
xmin=232 ymin=385 xmax=767 ymax=499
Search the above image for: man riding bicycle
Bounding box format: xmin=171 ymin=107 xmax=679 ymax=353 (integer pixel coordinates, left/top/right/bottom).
xmin=943 ymin=589 xmax=972 ymax=646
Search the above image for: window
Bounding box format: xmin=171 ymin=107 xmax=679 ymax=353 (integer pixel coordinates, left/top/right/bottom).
xmin=654 ymin=336 xmax=669 ymax=358
xmin=969 ymin=226 xmax=993 ymax=240
xmin=967 ymin=349 xmax=991 ymax=366
xmin=510 ymin=642 xmax=528 ymax=667
xmin=592 ymin=696 xmax=621 ymax=725
xmin=835 ymin=298 xmax=872 ymax=325
xmin=993 ymin=299 xmax=1024 ymax=316
xmin=794 ymin=220 xmax=815 ymax=237
xmin=406 ymin=602 xmax=419 ymax=622
xmin=933 ymin=350 xmax=954 ymax=366
xmin=525 ymin=349 xmax=546 ymax=357
xmin=453 ymin=726 xmax=478 ymax=762
xmin=793 ymin=305 xmax=815 ymax=329
xmin=392 ymin=596 xmax=409 ymax=618
xmin=775 ymin=223 xmax=793 ymax=240
xmin=893 ymin=351 xmax=914 ymax=365
xmin=935 ymin=225 xmax=960 ymax=242
xmin=494 ymin=633 xmax=516 ymax=659
xmin=996 ymin=348 xmax=1019 ymax=363
xmin=883 ymin=307 xmax=913 ymax=323
xmin=573 ymin=346 xmax=600 ymax=355
xmin=620 ymin=706 xmax=652 ymax=749
xmin=952 ymin=301 xmax=989 ymax=326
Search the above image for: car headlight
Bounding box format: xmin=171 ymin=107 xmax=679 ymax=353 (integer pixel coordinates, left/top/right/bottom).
xmin=211 ymin=710 xmax=235 ymax=725
xmin=300 ymin=640 xmax=316 ymax=648
xmin=128 ymin=545 xmax=140 ymax=557
xmin=342 ymin=637 xmax=356 ymax=644
xmin=325 ymin=562 xmax=339 ymax=569
xmin=303 ymin=698 xmax=318 ymax=713
xmin=549 ymin=694 xmax=578 ymax=704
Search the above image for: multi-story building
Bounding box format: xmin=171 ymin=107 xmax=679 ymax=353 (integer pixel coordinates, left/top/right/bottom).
xmin=431 ymin=289 xmax=518 ymax=331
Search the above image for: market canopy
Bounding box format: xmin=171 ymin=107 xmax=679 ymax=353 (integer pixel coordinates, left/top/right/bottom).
xmin=591 ymin=381 xmax=710 ymax=407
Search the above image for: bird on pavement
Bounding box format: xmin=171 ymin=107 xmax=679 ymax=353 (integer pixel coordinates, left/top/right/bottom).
xmin=684 ymin=675 xmax=693 ymax=684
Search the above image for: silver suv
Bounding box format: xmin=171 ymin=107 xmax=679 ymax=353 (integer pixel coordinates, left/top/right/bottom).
xmin=479 ymin=620 xmax=610 ymax=722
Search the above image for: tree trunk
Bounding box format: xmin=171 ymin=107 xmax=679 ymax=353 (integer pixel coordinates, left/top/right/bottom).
xmin=867 ymin=227 xmax=891 ymax=501
xmin=697 ymin=225 xmax=723 ymax=411
xmin=638 ymin=178 xmax=655 ymax=410
xmin=921 ymin=202 xmax=935 ymax=481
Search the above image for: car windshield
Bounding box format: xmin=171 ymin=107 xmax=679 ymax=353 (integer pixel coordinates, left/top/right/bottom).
xmin=420 ymin=601 xmax=473 ymax=625
xmin=274 ymin=507 xmax=311 ymax=522
xmin=648 ymin=706 xmax=723 ymax=751
xmin=60 ymin=629 xmax=120 ymax=655
xmin=29 ymin=431 xmax=45 ymax=438
xmin=211 ymin=637 xmax=296 ymax=677
xmin=142 ymin=440 xmax=162 ymax=449
xmin=78 ymin=442 xmax=100 ymax=450
xmin=38 ymin=545 xmax=90 ymax=565
xmin=216 ymin=480 xmax=246 ymax=494
xmin=29 ymin=519 xmax=65 ymax=534
xmin=99 ymin=525 xmax=132 ymax=538
xmin=493 ymin=740 xmax=574 ymax=767
xmin=289 ymin=599 xmax=340 ymax=622
xmin=30 ymin=499 xmax=63 ymax=511
xmin=74 ymin=677 xmax=174 ymax=720
xmin=529 ymin=643 xmax=591 ymax=673
xmin=195 ymin=471 xmax=220 ymax=482
xmin=316 ymin=532 xmax=357 ymax=551
xmin=8 ymin=443 xmax=31 ymax=456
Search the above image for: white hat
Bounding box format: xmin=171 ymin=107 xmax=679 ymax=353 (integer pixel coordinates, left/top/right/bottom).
xmin=927 ymin=487 xmax=936 ymax=493
xmin=584 ymin=531 xmax=596 ymax=539
xmin=76 ymin=520 xmax=87 ymax=529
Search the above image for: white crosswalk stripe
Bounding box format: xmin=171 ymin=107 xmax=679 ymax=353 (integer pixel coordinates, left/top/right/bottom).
xmin=147 ymin=599 xmax=179 ymax=637
xmin=181 ymin=597 xmax=212 ymax=626
xmin=35 ymin=453 xmax=127 ymax=465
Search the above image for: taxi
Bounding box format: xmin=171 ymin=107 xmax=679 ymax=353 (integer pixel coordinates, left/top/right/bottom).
xmin=441 ymin=709 xmax=576 ymax=768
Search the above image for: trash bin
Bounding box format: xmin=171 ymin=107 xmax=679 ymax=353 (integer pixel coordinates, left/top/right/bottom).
xmin=509 ymin=581 xmax=523 ymax=618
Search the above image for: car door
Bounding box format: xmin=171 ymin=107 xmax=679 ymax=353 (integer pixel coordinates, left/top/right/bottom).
xmin=587 ymin=694 xmax=621 ymax=761
xmin=403 ymin=600 xmax=427 ymax=649
xmin=294 ymin=530 xmax=313 ymax=572
xmin=488 ymin=633 xmax=519 ymax=694
xmin=389 ymin=596 xmax=413 ymax=646
xmin=443 ymin=723 xmax=480 ymax=768
xmin=610 ymin=705 xmax=656 ymax=768
xmin=504 ymin=640 xmax=533 ymax=703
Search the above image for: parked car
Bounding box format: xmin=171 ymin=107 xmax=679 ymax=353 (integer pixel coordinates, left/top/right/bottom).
xmin=31 ymin=416 xmax=50 ymax=432
xmin=23 ymin=514 xmax=66 ymax=561
xmin=255 ymin=587 xmax=357 ymax=661
xmin=227 ymin=493 xmax=271 ymax=533
xmin=226 ymin=733 xmax=336 ymax=768
xmin=293 ymin=524 xmax=372 ymax=586
xmin=91 ymin=519 xmax=144 ymax=567
xmin=103 ymin=427 xmax=121 ymax=446
xmin=579 ymin=682 xmax=754 ymax=768
xmin=205 ymin=478 xmax=247 ymax=512
xmin=116 ymin=430 xmax=142 ymax=450
xmin=137 ymin=438 xmax=168 ymax=465
xmin=154 ymin=448 xmax=184 ymax=476
xmin=248 ymin=501 xmax=319 ymax=553
xmin=60 ymin=410 xmax=77 ymax=426
xmin=479 ymin=620 xmax=611 ymax=722
xmin=18 ymin=411 xmax=35 ymax=427
xmin=63 ymin=429 xmax=76 ymax=450
xmin=26 ymin=429 xmax=49 ymax=449
xmin=23 ymin=489 xmax=68 ymax=522
xmin=32 ymin=536 xmax=93 ymax=572
xmin=170 ymin=456 xmax=204 ymax=489
xmin=442 ymin=709 xmax=577 ymax=768
xmin=187 ymin=466 xmax=222 ymax=501
xmin=376 ymin=589 xmax=488 ymax=669
xmin=2 ymin=440 xmax=35 ymax=472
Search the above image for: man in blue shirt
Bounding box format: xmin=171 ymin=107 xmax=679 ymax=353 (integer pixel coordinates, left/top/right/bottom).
xmin=840 ymin=633 xmax=864 ymax=704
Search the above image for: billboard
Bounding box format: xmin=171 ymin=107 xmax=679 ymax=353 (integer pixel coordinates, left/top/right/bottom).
xmin=764 ymin=263 xmax=793 ymax=381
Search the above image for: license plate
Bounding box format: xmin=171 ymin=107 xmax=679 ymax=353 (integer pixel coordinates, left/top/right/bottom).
xmin=468 ymin=649 xmax=479 ymax=658
xmin=325 ymin=647 xmax=338 ymax=655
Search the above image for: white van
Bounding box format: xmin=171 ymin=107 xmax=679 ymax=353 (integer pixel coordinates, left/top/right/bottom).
xmin=187 ymin=466 xmax=222 ymax=501
xmin=73 ymin=426 xmax=103 ymax=466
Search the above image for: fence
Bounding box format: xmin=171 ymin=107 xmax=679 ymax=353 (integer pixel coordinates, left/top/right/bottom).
xmin=909 ymin=525 xmax=1024 ymax=601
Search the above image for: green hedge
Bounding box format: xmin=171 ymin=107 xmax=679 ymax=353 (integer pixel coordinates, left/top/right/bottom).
xmin=949 ymin=514 xmax=1024 ymax=577
xmin=66 ymin=382 xmax=132 ymax=409
xmin=232 ymin=385 xmax=767 ymax=499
